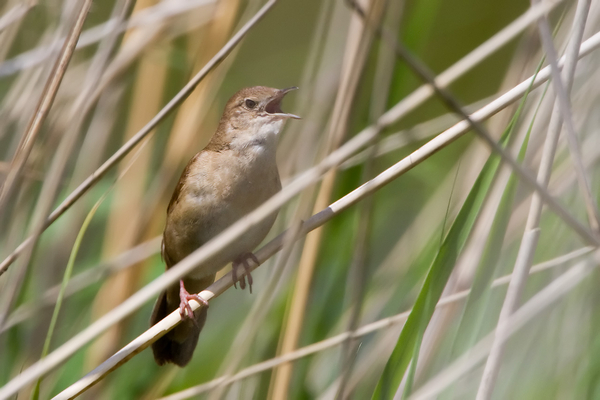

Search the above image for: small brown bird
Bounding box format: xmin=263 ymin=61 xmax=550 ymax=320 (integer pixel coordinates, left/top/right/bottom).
xmin=150 ymin=86 xmax=299 ymax=366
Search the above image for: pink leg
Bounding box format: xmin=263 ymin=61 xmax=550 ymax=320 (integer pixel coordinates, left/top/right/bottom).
xmin=178 ymin=279 xmax=209 ymax=320
xmin=231 ymin=253 xmax=260 ymax=293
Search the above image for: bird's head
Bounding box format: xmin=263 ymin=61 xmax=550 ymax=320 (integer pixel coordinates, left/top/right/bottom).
xmin=213 ymin=86 xmax=299 ymax=153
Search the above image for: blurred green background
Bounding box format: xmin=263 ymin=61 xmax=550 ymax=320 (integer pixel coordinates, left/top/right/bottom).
xmin=1 ymin=0 xmax=599 ymax=399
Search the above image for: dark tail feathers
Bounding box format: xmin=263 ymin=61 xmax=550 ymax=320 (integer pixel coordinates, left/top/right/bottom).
xmin=150 ymin=289 xmax=208 ymax=367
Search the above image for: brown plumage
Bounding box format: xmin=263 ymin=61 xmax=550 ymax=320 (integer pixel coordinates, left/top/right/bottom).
xmin=151 ymin=86 xmax=299 ymax=366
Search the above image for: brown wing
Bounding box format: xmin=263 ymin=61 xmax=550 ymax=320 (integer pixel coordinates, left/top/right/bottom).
xmin=161 ymin=236 xmax=174 ymax=268
xmin=163 ymin=152 xmax=204 ymax=268
xmin=166 ymin=152 xmax=201 ymax=215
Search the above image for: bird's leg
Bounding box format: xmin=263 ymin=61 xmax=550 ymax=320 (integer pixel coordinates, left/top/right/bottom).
xmin=231 ymin=253 xmax=260 ymax=293
xmin=178 ymin=279 xmax=209 ymax=321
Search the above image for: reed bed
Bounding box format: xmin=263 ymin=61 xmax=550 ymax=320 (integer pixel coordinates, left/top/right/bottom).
xmin=1 ymin=0 xmax=600 ymax=399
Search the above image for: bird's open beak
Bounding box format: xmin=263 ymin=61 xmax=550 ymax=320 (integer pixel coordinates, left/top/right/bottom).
xmin=265 ymin=87 xmax=301 ymax=119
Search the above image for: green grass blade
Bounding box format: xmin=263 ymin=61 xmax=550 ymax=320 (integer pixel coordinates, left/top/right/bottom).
xmin=31 ymin=191 xmax=110 ymax=400
xmin=372 ymin=129 xmax=513 ymax=400
xmin=448 ymin=66 xmax=549 ymax=369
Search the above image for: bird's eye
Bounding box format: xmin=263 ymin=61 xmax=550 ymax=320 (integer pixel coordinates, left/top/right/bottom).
xmin=245 ymin=99 xmax=257 ymax=109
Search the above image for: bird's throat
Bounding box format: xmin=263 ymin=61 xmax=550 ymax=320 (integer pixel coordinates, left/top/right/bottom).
xmin=229 ymin=118 xmax=284 ymax=153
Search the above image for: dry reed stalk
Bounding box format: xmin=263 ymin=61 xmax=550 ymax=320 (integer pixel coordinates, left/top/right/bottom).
xmin=154 ymin=249 xmax=593 ymax=400
xmin=335 ymin=2 xmax=405 ymax=396
xmin=83 ymin=0 xmax=169 ymax=377
xmin=476 ymin=0 xmax=593 ymax=397
xmin=0 ymin=0 xmax=93 ymax=215
xmin=410 ymin=259 xmax=595 ymax=400
xmin=269 ymin=1 xmax=385 ymax=397
xmin=0 ymin=0 xmax=94 ymax=332
xmin=531 ymin=0 xmax=600 ymax=233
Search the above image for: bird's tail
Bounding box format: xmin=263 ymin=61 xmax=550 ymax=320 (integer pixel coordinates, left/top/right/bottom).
xmin=150 ymin=275 xmax=215 ymax=367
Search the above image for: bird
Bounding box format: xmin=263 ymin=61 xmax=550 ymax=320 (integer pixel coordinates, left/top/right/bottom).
xmin=150 ymin=86 xmax=299 ymax=366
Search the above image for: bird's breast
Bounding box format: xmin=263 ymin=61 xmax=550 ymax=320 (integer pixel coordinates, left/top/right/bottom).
xmin=163 ymin=148 xmax=281 ymax=276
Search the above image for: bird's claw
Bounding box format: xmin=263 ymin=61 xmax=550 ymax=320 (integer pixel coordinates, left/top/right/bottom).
xmin=178 ymin=280 xmax=209 ymax=323
xmin=231 ymin=253 xmax=259 ymax=293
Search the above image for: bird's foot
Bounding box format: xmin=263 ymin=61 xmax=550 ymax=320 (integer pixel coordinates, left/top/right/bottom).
xmin=231 ymin=253 xmax=260 ymax=293
xmin=178 ymin=279 xmax=209 ymax=322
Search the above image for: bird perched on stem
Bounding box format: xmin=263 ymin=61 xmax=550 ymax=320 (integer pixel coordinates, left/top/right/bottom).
xmin=151 ymin=86 xmax=299 ymax=366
